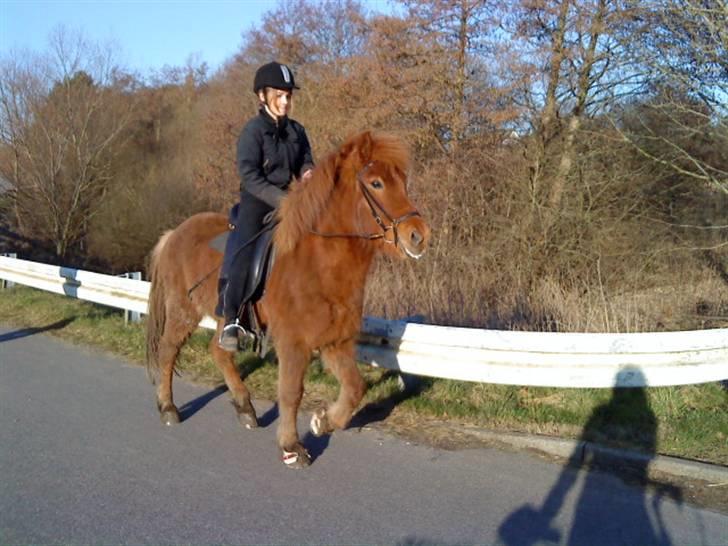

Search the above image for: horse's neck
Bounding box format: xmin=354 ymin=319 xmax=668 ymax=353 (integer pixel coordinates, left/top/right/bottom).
xmin=307 ymin=186 xmax=377 ymax=291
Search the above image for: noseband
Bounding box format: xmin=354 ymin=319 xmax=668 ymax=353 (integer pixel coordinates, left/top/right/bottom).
xmin=311 ymin=162 xmax=421 ymax=245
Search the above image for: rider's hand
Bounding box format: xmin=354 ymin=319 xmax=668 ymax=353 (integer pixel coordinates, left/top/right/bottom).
xmin=302 ymin=169 xmax=313 ymax=181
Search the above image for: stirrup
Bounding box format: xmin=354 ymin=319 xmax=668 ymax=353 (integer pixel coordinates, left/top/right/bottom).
xmin=218 ymin=319 xmax=250 ymax=352
xmin=224 ymin=318 xmax=255 ymax=337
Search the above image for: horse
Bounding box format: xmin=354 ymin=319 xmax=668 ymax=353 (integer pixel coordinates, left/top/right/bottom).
xmin=145 ymin=130 xmax=430 ymax=468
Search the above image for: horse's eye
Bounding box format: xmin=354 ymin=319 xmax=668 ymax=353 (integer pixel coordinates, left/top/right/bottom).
xmin=371 ymin=179 xmax=384 ymax=189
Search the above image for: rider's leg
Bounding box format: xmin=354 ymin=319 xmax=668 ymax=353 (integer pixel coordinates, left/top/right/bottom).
xmin=218 ymin=192 xmax=272 ymax=351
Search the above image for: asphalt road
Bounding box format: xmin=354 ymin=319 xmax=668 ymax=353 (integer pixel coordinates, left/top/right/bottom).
xmin=1 ymin=324 xmax=727 ymax=545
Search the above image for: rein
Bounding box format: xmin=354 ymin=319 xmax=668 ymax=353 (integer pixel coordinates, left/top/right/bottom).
xmin=310 ymin=162 xmax=420 ymax=245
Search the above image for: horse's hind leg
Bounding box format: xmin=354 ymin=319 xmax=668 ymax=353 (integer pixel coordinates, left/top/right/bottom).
xmin=311 ymin=338 xmax=366 ymax=437
xmin=209 ymin=323 xmax=258 ymax=429
xmin=275 ymin=339 xmax=312 ymax=468
xmin=156 ymin=312 xmax=195 ymax=426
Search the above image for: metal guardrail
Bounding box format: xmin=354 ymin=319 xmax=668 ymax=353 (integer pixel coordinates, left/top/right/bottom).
xmin=1 ymin=255 xmax=726 ymax=387
xmin=358 ymin=317 xmax=727 ymax=388
xmin=1 ymin=253 xmax=16 ymax=288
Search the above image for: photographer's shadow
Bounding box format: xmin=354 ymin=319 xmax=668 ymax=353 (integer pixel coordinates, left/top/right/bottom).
xmin=498 ymin=366 xmax=682 ymax=546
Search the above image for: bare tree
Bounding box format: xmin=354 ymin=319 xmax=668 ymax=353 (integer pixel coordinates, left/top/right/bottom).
xmin=0 ymin=27 xmax=137 ymax=259
xmin=504 ymin=0 xmax=633 ymax=231
xmin=360 ymin=0 xmax=511 ymax=155
xmin=615 ymin=0 xmax=728 ymax=195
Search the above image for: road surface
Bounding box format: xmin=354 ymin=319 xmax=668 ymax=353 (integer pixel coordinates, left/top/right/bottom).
xmin=1 ymin=324 xmax=726 ymax=545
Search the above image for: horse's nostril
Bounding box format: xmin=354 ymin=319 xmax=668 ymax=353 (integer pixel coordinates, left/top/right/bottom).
xmin=410 ymin=229 xmax=423 ymax=247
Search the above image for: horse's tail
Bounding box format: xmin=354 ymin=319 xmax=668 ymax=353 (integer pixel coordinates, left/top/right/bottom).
xmin=145 ymin=230 xmax=173 ymax=385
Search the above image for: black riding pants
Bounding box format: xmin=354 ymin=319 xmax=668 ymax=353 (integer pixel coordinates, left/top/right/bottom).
xmin=220 ymin=191 xmax=274 ymax=322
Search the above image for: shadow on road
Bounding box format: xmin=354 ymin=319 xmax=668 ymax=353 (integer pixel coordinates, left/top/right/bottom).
xmin=0 ymin=317 xmax=76 ymax=343
xmin=177 ymin=353 xmax=269 ymax=422
xmin=179 ymin=385 xmax=229 ymax=422
xmin=302 ymin=430 xmax=331 ymax=463
xmin=257 ymin=402 xmax=278 ymax=427
xmin=498 ymin=366 xmax=683 ymax=546
xmin=301 ymin=372 xmax=431 ymax=464
xmin=397 ymin=538 xmax=465 ymax=546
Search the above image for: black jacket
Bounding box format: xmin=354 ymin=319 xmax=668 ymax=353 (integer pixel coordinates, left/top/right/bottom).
xmin=236 ymin=108 xmax=314 ymax=208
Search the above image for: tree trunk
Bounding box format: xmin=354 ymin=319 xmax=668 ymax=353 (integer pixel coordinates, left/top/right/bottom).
xmin=546 ymin=0 xmax=607 ymax=219
xmin=529 ymin=0 xmax=571 ymax=214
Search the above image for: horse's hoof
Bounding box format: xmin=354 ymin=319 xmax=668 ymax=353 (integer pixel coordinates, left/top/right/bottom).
xmin=159 ymin=406 xmax=180 ymax=426
xmin=310 ymin=408 xmax=331 ymax=437
xmin=281 ymin=444 xmax=311 ymax=469
xmin=232 ymin=400 xmax=258 ymax=429
xmin=238 ymin=411 xmax=258 ymax=429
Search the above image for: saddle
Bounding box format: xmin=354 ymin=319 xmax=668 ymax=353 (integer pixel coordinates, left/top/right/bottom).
xmin=240 ymin=226 xmax=275 ymax=355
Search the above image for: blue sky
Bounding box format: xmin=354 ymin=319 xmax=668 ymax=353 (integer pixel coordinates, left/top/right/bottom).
xmin=0 ymin=0 xmax=393 ymax=75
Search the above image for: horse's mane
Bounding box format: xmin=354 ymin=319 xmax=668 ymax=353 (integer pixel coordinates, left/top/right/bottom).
xmin=274 ymin=131 xmax=410 ymax=254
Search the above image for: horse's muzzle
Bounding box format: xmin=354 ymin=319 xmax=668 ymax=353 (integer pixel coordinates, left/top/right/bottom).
xmin=398 ymin=216 xmax=430 ymax=260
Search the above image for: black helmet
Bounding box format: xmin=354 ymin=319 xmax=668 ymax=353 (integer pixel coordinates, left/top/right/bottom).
xmin=253 ymin=61 xmax=299 ymax=93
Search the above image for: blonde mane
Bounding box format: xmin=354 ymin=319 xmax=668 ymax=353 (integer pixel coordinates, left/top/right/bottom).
xmin=274 ymin=131 xmax=411 ymax=254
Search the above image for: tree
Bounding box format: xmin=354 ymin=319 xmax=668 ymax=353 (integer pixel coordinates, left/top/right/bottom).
xmin=0 ymin=28 xmax=137 ymax=259
xmin=504 ymin=0 xmax=632 ymax=230
xmin=616 ymin=0 xmax=728 ymax=195
xmin=360 ymin=0 xmax=514 ymax=156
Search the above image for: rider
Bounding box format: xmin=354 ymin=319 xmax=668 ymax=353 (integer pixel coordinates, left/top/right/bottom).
xmin=217 ymin=61 xmax=314 ymax=352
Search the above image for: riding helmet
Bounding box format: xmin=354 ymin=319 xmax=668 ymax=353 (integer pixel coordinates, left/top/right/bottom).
xmin=253 ymin=61 xmax=299 ymax=93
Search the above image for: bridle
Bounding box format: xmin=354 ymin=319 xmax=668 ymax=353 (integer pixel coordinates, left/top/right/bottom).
xmin=311 ymin=162 xmax=421 ymax=246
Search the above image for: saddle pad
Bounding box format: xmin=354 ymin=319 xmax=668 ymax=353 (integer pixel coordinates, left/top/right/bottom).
xmin=209 ymin=231 xmax=229 ymax=254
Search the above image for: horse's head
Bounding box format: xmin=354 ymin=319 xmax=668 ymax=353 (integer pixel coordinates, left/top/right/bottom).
xmin=274 ymin=131 xmax=430 ymax=259
xmin=337 ymin=131 xmax=430 ymax=260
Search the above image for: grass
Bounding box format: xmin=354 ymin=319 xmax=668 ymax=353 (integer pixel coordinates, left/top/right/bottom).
xmin=1 ymin=285 xmax=726 ymax=466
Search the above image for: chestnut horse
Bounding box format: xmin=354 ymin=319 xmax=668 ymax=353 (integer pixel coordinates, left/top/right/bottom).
xmin=145 ymin=131 xmax=430 ymax=468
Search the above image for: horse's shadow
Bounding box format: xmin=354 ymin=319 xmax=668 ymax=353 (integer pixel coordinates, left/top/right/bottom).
xmin=257 ymin=402 xmax=279 ymax=427
xmin=178 ymin=352 xmax=269 ymax=422
xmin=303 ymin=430 xmax=331 ymax=462
xmin=349 ymin=372 xmax=432 ymax=430
xmin=176 ymin=358 xmax=427 ymax=465
xmin=0 ymin=317 xmax=76 ymax=342
xmin=303 ymin=372 xmax=428 ymax=464
xmin=178 ymin=385 xmax=229 ymax=422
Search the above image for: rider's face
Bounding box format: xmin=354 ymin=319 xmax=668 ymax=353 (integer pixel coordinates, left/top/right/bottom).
xmin=261 ymin=88 xmax=292 ymax=118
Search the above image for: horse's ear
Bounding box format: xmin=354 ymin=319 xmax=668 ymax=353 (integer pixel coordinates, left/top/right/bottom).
xmin=334 ymin=131 xmax=374 ymax=181
xmin=357 ymin=131 xmax=373 ymax=164
xmin=339 ymin=131 xmax=373 ymax=165
xmin=334 ymin=141 xmax=354 ymax=183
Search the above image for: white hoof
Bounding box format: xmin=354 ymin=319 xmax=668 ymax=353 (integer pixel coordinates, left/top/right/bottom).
xmin=310 ymin=408 xmax=326 ymax=437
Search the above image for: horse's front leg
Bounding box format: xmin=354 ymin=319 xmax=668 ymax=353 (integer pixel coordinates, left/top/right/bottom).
xmin=275 ymin=339 xmax=312 ymax=468
xmin=311 ymin=338 xmax=366 ymax=437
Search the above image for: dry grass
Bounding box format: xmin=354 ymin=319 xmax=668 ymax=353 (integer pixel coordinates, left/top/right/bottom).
xmin=363 ymin=132 xmax=728 ymax=337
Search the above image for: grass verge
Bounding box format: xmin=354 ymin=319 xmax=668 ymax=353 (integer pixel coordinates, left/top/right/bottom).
xmin=1 ymin=285 xmax=726 ymax=466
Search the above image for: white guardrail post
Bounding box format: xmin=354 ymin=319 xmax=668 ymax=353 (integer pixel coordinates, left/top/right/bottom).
xmin=121 ymin=271 xmax=142 ymax=325
xmin=1 ymin=255 xmax=726 ymax=388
